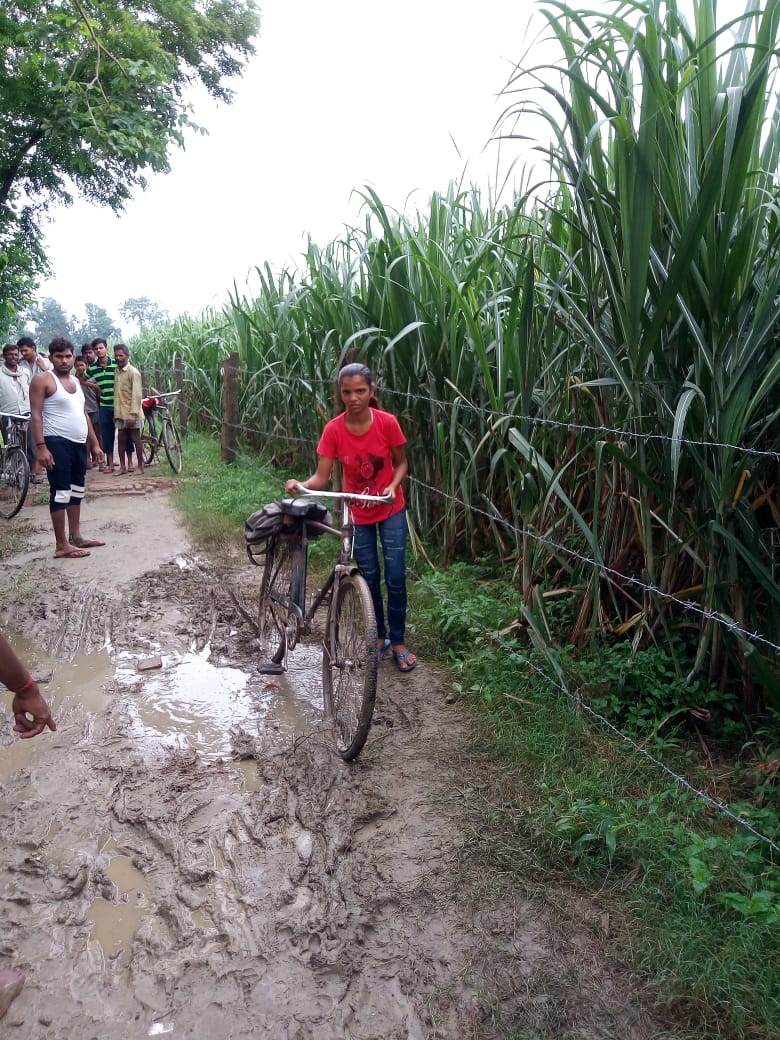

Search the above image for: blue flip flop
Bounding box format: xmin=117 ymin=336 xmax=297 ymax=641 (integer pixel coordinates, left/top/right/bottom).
xmin=392 ymin=648 xmax=418 ymax=673
xmin=377 ymin=638 xmax=391 ymax=661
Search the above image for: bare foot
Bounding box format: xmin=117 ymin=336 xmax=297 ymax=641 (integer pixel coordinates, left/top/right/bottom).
xmin=54 ymin=546 xmax=90 ymax=558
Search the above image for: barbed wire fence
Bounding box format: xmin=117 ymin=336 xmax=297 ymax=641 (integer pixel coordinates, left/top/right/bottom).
xmin=177 ymin=368 xmax=779 ymax=853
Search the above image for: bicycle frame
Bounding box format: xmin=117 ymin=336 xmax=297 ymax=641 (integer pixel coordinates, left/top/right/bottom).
xmin=279 ymin=487 xmax=391 ymax=636
xmin=0 ymin=411 xmax=31 ymax=520
xmin=141 ymin=389 xmax=180 ymax=444
xmin=254 ymin=488 xmax=391 ymax=664
xmin=0 ymin=411 xmax=30 ymax=449
xmin=253 ymin=487 xmax=393 ymax=758
xmin=140 ymin=389 xmax=183 ymax=472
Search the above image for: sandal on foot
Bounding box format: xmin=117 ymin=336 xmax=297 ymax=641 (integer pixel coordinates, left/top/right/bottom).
xmin=376 ymin=638 xmax=391 ymax=661
xmin=54 ymin=546 xmax=90 ymax=559
xmin=392 ymin=648 xmax=418 ymax=673
xmin=69 ymin=537 xmax=106 ymax=548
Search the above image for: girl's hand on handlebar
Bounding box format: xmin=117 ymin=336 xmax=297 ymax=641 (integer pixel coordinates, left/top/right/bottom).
xmin=284 ymin=479 xmax=302 ymax=495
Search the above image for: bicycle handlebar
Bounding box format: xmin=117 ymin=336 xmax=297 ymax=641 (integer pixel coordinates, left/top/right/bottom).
xmin=148 ymin=389 xmax=181 ymax=399
xmin=0 ymin=411 xmax=31 ymax=420
xmin=291 ymin=483 xmax=393 ymax=505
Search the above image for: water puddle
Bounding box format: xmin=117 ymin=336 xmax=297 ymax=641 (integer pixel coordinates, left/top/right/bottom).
xmin=0 ymin=634 xmax=112 ymax=782
xmin=86 ymin=838 xmax=150 ymax=967
xmin=2 ymin=629 xmax=327 ymax=791
xmin=115 ymin=640 xmax=322 ymax=770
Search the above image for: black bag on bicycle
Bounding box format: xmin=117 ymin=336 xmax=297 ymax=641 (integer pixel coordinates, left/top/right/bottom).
xmin=244 ymin=498 xmax=332 ymax=552
xmin=244 ymin=501 xmax=288 ymax=549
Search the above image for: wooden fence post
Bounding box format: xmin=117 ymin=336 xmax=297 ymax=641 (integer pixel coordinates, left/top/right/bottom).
xmin=221 ymin=351 xmax=240 ymax=463
xmin=174 ymin=357 xmax=188 ymax=435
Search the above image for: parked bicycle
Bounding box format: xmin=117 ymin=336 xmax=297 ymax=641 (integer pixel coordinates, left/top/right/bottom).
xmin=140 ymin=390 xmax=183 ymax=473
xmin=246 ymin=485 xmax=392 ymax=761
xmin=0 ymin=411 xmax=31 ymax=520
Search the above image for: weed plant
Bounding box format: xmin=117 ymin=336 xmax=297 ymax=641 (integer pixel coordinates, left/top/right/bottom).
xmin=0 ymin=523 xmax=28 ymax=558
xmin=174 ymin=432 xmax=345 ymax=577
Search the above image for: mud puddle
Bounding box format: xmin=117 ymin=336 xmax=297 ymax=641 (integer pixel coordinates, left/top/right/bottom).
xmin=0 ymin=483 xmax=667 ymax=1039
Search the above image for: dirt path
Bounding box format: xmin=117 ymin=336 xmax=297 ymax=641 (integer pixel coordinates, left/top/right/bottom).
xmin=0 ymin=474 xmax=666 ymax=1039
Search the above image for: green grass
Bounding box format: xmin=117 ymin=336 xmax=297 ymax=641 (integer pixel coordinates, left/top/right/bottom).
xmin=414 ymin=563 xmax=780 ymax=1039
xmin=173 ymin=431 xmax=282 ymax=547
xmin=0 ymin=522 xmax=29 ymax=558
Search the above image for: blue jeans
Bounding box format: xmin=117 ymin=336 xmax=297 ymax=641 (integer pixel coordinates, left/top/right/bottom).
xmin=99 ymin=406 xmax=115 ymax=456
xmin=353 ymin=508 xmax=408 ymax=645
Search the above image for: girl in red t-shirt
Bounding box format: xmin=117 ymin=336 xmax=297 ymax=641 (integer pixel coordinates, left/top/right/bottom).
xmin=285 ymin=363 xmax=417 ymax=672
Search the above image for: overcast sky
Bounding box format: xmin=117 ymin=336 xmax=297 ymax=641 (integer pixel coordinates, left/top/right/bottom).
xmin=37 ymin=0 xmax=541 ymax=326
xmin=36 ymin=0 xmax=749 ymax=328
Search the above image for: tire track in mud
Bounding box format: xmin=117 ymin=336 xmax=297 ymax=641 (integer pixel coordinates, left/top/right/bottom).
xmin=1 ymin=489 xmax=667 ymax=1039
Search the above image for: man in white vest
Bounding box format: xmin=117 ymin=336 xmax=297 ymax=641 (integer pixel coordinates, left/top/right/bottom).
xmin=29 ymin=337 xmax=106 ymax=559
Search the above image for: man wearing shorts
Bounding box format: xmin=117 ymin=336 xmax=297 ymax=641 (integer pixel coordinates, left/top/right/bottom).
xmin=29 ymin=337 xmax=106 ymax=559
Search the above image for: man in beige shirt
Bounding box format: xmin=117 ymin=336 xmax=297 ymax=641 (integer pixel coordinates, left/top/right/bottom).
xmin=113 ymin=344 xmax=144 ymax=475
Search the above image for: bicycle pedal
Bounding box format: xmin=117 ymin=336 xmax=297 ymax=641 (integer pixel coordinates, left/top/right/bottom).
xmin=258 ymin=661 xmax=286 ymax=675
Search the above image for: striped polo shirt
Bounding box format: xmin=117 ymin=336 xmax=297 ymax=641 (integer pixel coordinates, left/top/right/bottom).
xmin=87 ymin=358 xmax=117 ymax=408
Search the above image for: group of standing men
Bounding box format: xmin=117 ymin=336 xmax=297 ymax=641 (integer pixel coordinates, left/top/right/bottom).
xmin=0 ymin=335 xmax=145 ymax=559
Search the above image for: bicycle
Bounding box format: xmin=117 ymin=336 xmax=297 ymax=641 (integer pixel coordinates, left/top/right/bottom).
xmin=140 ymin=390 xmax=183 ymax=473
xmin=0 ymin=411 xmax=31 ymax=520
xmin=247 ymin=485 xmax=392 ymax=761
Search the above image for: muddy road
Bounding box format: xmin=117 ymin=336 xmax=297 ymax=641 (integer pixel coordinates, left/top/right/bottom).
xmin=0 ymin=473 xmax=665 ymax=1039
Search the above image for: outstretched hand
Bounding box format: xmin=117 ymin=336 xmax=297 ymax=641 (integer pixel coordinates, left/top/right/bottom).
xmin=12 ymin=684 xmax=57 ymax=739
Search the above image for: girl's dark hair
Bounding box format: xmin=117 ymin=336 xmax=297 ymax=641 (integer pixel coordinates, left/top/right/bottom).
xmin=336 ymin=362 xmax=379 ymax=409
xmin=337 ymin=362 xmax=373 ymax=384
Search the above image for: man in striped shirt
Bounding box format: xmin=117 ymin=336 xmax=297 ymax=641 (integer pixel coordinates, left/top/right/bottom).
xmin=86 ymin=338 xmax=117 ymax=471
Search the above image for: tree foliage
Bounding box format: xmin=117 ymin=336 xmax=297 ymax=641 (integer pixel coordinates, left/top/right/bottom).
xmin=20 ymin=296 xmax=122 ymax=346
xmin=20 ymin=297 xmax=73 ymax=347
xmin=71 ymin=303 xmax=123 ymax=346
xmin=0 ymin=0 xmax=260 ymax=329
xmin=120 ymin=296 xmax=168 ymax=328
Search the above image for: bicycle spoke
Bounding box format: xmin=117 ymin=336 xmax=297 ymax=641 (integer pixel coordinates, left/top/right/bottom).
xmin=162 ymin=419 xmax=183 ymax=473
xmin=258 ymin=537 xmax=303 ymax=666
xmin=141 ymin=433 xmax=156 ymax=466
xmin=322 ymin=575 xmax=376 ymax=760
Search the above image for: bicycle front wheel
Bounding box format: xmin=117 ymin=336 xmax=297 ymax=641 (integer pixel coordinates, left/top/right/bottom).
xmin=258 ymin=537 xmax=303 ymax=667
xmin=322 ymin=574 xmax=377 ymax=761
xmin=0 ymin=448 xmax=30 ymax=520
xmin=161 ymin=419 xmax=183 ymax=473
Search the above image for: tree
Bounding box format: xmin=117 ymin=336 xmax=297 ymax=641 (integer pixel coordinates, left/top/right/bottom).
xmin=0 ymin=1 xmax=260 ymax=327
xmin=21 ymin=298 xmax=74 ymax=347
xmin=120 ymin=296 xmax=169 ymax=328
xmin=71 ymin=304 xmax=123 ymax=346
xmin=20 ymin=297 xmax=123 ymax=346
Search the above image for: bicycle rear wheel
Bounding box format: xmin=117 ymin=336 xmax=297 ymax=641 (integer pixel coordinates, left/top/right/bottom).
xmin=141 ymin=433 xmax=157 ymax=466
xmin=322 ymin=574 xmax=377 ymax=761
xmin=258 ymin=537 xmax=303 ymax=669
xmin=0 ymin=447 xmax=30 ymax=520
xmin=161 ymin=419 xmax=183 ymax=473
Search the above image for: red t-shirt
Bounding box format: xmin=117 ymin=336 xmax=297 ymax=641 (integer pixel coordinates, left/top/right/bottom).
xmin=317 ymin=408 xmax=407 ymax=524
